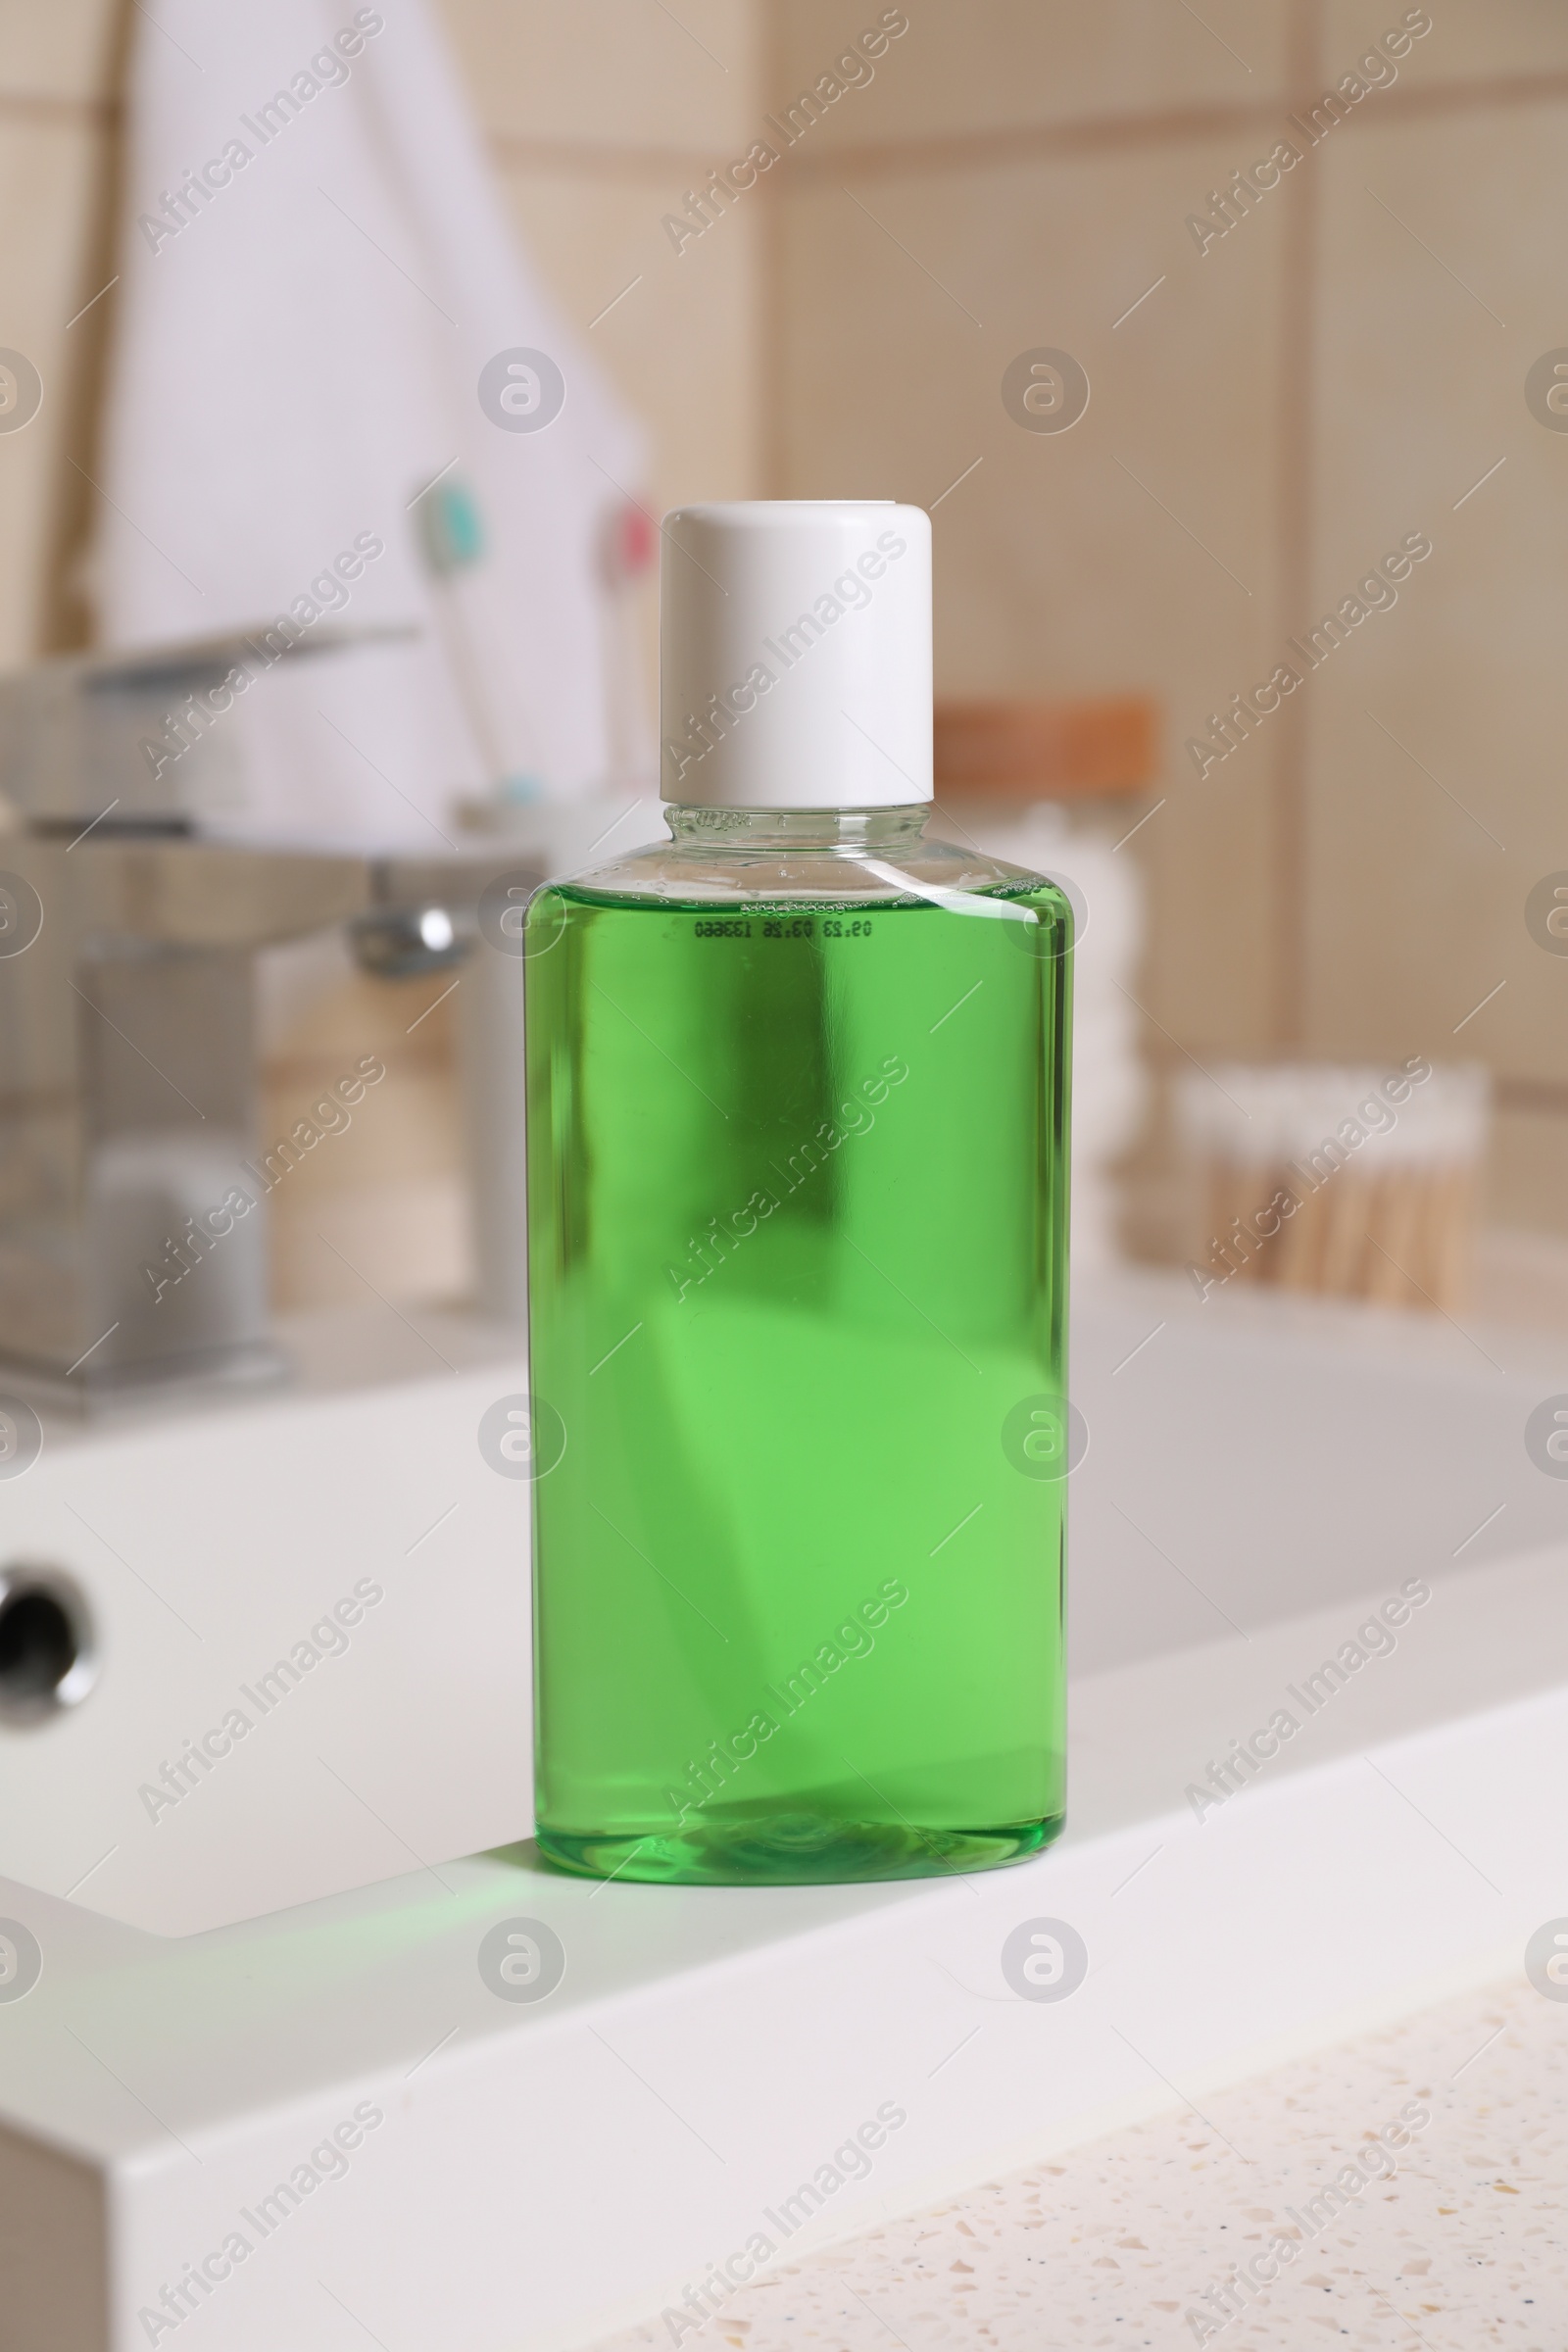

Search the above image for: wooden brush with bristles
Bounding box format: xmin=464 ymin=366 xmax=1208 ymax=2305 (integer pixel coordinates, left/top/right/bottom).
xmin=1177 ymin=1062 xmax=1491 ymax=1313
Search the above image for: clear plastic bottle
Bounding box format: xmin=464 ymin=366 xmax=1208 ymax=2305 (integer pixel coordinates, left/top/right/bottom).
xmin=525 ymin=505 xmax=1071 ymax=1885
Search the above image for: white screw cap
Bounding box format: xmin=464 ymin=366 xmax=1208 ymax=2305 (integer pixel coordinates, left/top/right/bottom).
xmin=659 ymin=500 xmax=933 ymax=808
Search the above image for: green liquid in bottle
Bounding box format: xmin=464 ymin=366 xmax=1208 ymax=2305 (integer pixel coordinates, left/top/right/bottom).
xmin=526 ymin=846 xmax=1071 ymax=1885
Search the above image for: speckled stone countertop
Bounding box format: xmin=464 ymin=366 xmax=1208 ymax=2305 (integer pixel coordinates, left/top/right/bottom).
xmin=589 ymin=1975 xmax=1564 ymax=2350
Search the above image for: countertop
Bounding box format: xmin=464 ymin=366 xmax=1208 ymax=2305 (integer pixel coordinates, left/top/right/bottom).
xmin=589 ymin=1970 xmax=1565 ymax=2350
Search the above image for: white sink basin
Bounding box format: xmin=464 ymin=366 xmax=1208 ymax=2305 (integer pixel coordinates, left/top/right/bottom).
xmin=0 ymin=1307 xmax=532 ymax=1936
xmin=1068 ymin=1268 xmax=1568 ymax=1676
xmin=1 ymin=1274 xmax=1564 ymax=2352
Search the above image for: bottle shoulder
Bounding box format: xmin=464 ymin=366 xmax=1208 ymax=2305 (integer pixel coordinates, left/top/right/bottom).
xmin=542 ymin=823 xmax=1061 ymax=908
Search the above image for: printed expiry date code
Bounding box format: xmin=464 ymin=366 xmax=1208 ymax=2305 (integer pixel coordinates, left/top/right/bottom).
xmin=691 ymin=918 xmax=874 ymax=939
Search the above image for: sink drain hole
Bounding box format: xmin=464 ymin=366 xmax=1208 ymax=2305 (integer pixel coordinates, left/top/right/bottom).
xmin=0 ymin=1573 xmax=96 ymax=1722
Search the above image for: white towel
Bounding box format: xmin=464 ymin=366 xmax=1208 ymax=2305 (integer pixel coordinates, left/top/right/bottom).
xmin=90 ymin=0 xmax=647 ymax=849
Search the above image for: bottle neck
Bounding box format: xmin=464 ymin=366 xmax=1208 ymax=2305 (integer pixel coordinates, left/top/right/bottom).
xmin=663 ymin=804 xmax=931 ymax=853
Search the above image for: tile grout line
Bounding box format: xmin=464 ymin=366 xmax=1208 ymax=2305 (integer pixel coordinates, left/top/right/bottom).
xmin=1271 ymin=0 xmax=1323 ymax=1055
xmin=18 ymin=66 xmax=1568 ymax=179
xmin=478 ymin=70 xmax=1568 ymax=185
xmin=760 ymin=0 xmax=790 ymax=497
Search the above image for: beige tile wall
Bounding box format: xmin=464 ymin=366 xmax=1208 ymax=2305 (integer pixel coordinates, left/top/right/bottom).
xmin=771 ymin=0 xmax=1568 ymax=1245
xmin=1302 ymin=85 xmax=1568 ymax=1232
xmin=6 ymin=0 xmax=1568 ymax=1296
xmin=775 ymin=0 xmax=1288 ymax=140
xmin=499 ymin=171 xmax=761 ymax=510
xmin=1326 ymin=0 xmax=1568 ymax=88
xmin=0 ymin=0 xmax=121 ymax=104
xmin=1309 ymin=100 xmax=1568 ymax=1066
xmin=775 ymin=141 xmax=1289 ymax=1054
xmin=451 ymin=0 xmax=767 ymax=519
xmin=440 ymin=0 xmax=760 ymax=151
xmin=0 ymin=0 xmax=123 ymax=659
xmin=0 ymin=114 xmax=116 ymax=659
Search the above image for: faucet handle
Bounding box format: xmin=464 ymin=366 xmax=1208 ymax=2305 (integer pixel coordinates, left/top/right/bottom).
xmin=351 ymin=904 xmax=468 ymax=978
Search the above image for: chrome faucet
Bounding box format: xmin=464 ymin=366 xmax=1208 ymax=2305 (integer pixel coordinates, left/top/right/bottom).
xmin=0 ymin=633 xmax=537 ymax=1399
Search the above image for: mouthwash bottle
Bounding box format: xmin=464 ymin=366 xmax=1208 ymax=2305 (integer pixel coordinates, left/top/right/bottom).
xmin=526 ymin=501 xmax=1070 ymax=1885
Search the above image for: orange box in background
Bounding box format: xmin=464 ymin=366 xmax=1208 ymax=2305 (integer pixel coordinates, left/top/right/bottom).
xmin=934 ymin=697 xmax=1159 ymax=802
